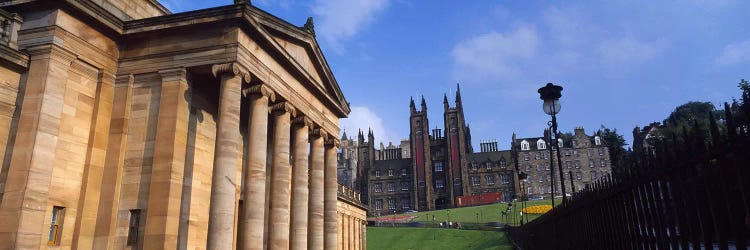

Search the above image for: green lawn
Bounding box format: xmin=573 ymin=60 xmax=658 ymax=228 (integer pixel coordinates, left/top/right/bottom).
xmin=373 ymin=198 xmax=560 ymax=226
xmin=367 ymin=227 xmax=512 ymax=250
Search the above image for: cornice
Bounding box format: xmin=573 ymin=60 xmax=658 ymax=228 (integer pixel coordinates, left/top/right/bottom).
xmin=114 ymin=73 xmax=134 ymax=86
xmin=0 ymin=43 xmax=28 ymax=70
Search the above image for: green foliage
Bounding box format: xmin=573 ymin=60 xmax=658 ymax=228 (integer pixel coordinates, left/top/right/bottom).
xmin=660 ymin=101 xmax=721 ymax=146
xmin=596 ymin=126 xmax=631 ymax=173
xmin=367 ymin=227 xmax=512 ymax=250
xmin=373 ymin=199 xmax=561 ymax=226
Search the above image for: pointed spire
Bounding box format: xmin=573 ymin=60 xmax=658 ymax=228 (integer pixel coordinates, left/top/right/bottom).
xmin=341 ymin=129 xmax=348 ymax=141
xmin=455 ymin=83 xmax=463 ymax=106
xmin=410 ymin=96 xmax=416 ymax=113
xmin=421 ymin=95 xmax=427 ymax=111
xmin=444 ymin=93 xmax=450 ymax=110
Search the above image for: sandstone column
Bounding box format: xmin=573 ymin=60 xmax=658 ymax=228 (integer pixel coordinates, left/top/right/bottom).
xmin=207 ymin=63 xmax=246 ymax=250
xmin=268 ymin=102 xmax=296 ymax=249
xmin=0 ymin=44 xmax=75 ymax=248
xmin=337 ymin=213 xmax=344 ymax=250
xmin=290 ymin=116 xmax=312 ymax=250
xmin=307 ymin=129 xmax=325 ymax=250
xmin=240 ymin=84 xmax=275 ymax=250
xmin=143 ymin=68 xmax=191 ymax=250
xmin=93 ymin=74 xmax=133 ymax=249
xmin=324 ymin=138 xmax=339 ymax=249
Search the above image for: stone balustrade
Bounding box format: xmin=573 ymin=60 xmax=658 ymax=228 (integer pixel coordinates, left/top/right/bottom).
xmin=0 ymin=9 xmax=21 ymax=49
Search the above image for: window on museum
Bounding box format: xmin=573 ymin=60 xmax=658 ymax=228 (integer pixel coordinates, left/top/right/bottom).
xmin=521 ymin=140 xmax=530 ymax=151
xmin=600 ymin=159 xmax=606 ymax=167
xmin=402 ymin=198 xmax=411 ymax=209
xmin=127 ymin=209 xmax=141 ymax=246
xmin=537 ymin=139 xmax=546 ymax=150
xmin=434 ymin=161 xmax=444 ymax=172
xmin=401 ymin=168 xmax=407 ymax=176
xmin=486 ymin=175 xmax=495 ymax=185
xmin=435 ymin=179 xmax=445 ymax=189
xmin=388 ymin=199 xmax=396 ymax=210
xmin=388 ymin=169 xmax=394 ymax=176
xmin=401 ymin=182 xmax=409 ymax=191
xmin=374 ymin=183 xmax=383 ymax=193
xmin=471 ymin=176 xmax=481 ymax=186
xmin=375 ymin=170 xmax=381 ymax=178
xmin=48 ymin=206 xmax=65 ymax=246
xmin=388 ymin=183 xmax=395 ymax=192
xmin=375 ymin=200 xmax=383 ymax=211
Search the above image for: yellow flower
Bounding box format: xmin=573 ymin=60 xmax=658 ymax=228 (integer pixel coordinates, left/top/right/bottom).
xmin=522 ymin=205 xmax=552 ymax=214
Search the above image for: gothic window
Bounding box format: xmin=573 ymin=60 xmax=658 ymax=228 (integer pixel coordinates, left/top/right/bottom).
xmin=375 ymin=170 xmax=381 ymax=178
xmin=500 ymin=175 xmax=510 ymax=184
xmin=598 ymin=147 xmax=605 ymax=156
xmin=471 ymin=176 xmax=481 ymax=186
xmin=401 ymin=182 xmax=409 ymax=191
xmin=600 ymin=159 xmax=607 ymax=167
xmin=471 ymin=162 xmax=478 ymax=171
xmin=591 ymin=171 xmax=598 ymax=180
xmin=537 ymin=139 xmax=546 ymax=150
xmin=485 ymin=162 xmax=492 ymax=170
xmin=374 ymin=183 xmax=383 ymax=193
xmin=434 ymin=161 xmax=444 ymax=172
xmin=402 ymin=198 xmax=411 ymax=209
xmin=388 ymin=169 xmax=394 ymax=176
xmin=375 ymin=200 xmax=383 ymax=211
xmin=595 ymin=136 xmax=602 ymax=145
xmin=388 ymin=183 xmax=395 ymax=192
xmin=401 ymin=168 xmax=407 ymax=176
xmin=435 ymin=179 xmax=445 ymax=189
xmin=499 ymin=158 xmax=507 ymax=168
xmin=486 ymin=175 xmax=496 ymax=185
xmin=521 ymin=140 xmax=530 ymax=151
xmin=524 ymin=153 xmax=530 ymax=161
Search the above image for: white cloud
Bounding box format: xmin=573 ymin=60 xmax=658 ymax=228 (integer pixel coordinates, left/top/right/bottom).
xmin=716 ymin=39 xmax=750 ymax=66
xmin=596 ymin=38 xmax=667 ymax=67
xmin=451 ymin=25 xmax=539 ymax=81
xmin=339 ymin=106 xmax=391 ymax=144
xmin=312 ymin=0 xmax=389 ymax=51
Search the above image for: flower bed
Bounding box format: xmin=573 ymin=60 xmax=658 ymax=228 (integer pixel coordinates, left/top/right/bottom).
xmin=522 ymin=205 xmax=552 ymax=214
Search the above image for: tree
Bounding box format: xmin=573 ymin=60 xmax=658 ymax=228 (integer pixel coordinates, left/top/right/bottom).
xmin=596 ymin=126 xmax=630 ymax=175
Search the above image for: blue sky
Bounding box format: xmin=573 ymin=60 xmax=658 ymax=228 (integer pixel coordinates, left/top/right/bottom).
xmin=161 ymin=0 xmax=749 ymax=149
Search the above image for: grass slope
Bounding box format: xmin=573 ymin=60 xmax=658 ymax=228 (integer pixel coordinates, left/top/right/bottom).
xmin=373 ymin=198 xmax=561 ymax=226
xmin=367 ymin=227 xmax=512 ymax=250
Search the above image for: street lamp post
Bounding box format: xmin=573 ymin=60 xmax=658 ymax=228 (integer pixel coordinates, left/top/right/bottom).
xmin=538 ymin=82 xmax=567 ymax=205
xmin=545 ymin=128 xmax=556 ymax=208
xmin=518 ymin=172 xmax=528 ymax=225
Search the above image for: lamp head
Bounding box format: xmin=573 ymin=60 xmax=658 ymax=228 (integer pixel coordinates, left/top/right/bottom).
xmin=538 ymin=83 xmax=563 ymax=115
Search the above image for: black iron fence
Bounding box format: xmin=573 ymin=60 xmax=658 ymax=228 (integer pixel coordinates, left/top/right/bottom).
xmin=510 ymin=104 xmax=750 ymax=249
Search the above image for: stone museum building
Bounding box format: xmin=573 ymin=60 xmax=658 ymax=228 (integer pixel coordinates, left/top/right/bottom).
xmin=339 ymin=88 xmax=612 ymax=214
xmin=0 ymin=0 xmax=366 ymax=249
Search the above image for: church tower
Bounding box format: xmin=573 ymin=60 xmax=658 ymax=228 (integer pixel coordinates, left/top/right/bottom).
xmin=410 ymin=96 xmax=433 ymax=210
xmin=356 ymin=129 xmax=374 ymax=204
xmin=443 ymin=83 xmax=472 ymax=201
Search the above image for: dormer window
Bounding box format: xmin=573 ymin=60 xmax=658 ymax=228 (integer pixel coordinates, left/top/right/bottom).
xmin=520 ymin=140 xmax=530 ymax=151
xmin=595 ymin=136 xmax=602 ymax=146
xmin=537 ymin=139 xmax=546 ymax=150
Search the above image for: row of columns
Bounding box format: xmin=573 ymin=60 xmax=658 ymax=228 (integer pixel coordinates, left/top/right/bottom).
xmin=205 ymin=63 xmax=339 ymax=250
xmin=337 ymin=212 xmax=366 ymax=250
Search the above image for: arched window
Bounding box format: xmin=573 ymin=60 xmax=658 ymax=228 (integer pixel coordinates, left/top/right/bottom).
xmin=537 ymin=139 xmax=546 ymax=150
xmin=521 ymin=140 xmax=530 ymax=151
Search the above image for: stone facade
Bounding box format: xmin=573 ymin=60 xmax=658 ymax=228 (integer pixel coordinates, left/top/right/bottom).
xmin=0 ymin=0 xmax=364 ymax=249
xmin=512 ymin=127 xmax=612 ymax=199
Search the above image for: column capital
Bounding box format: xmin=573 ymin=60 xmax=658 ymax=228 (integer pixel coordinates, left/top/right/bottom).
xmin=211 ymin=62 xmax=251 ymax=82
xmin=310 ymin=128 xmax=328 ymax=140
xmin=158 ymin=67 xmax=187 ymax=82
xmin=115 ymin=74 xmax=134 ymax=86
xmin=26 ymin=44 xmax=77 ymax=64
xmin=325 ymin=137 xmax=340 ymax=148
xmin=243 ymin=84 xmax=276 ymax=102
xmin=270 ymin=102 xmax=297 ymax=117
xmin=292 ymin=115 xmax=314 ymax=128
